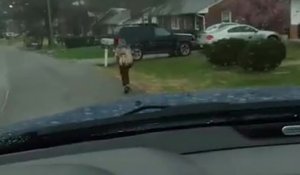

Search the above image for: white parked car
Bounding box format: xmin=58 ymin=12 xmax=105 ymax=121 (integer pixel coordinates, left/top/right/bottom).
xmin=205 ymin=22 xmax=239 ymax=33
xmin=4 ymin=32 xmax=19 ymax=38
xmin=198 ymin=24 xmax=281 ymax=46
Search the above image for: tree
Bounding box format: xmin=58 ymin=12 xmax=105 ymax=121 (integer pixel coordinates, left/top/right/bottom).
xmin=56 ymin=0 xmax=91 ymax=36
xmin=3 ymin=0 xmax=60 ymax=46
xmin=121 ymin=0 xmax=163 ymax=17
xmin=224 ymin=0 xmax=289 ymax=33
xmin=2 ymin=0 xmax=168 ymax=40
xmin=85 ymin=0 xmax=166 ymax=18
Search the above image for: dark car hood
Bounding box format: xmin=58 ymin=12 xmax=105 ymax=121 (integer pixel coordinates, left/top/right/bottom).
xmin=1 ymin=87 xmax=300 ymax=135
xmin=173 ymin=33 xmax=194 ymax=40
xmin=174 ymin=33 xmax=193 ymax=36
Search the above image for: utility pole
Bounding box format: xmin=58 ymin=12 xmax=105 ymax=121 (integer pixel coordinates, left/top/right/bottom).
xmin=46 ymin=0 xmax=54 ymax=47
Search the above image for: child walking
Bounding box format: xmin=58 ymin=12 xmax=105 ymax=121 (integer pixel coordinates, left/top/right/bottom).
xmin=114 ymin=39 xmax=134 ymax=94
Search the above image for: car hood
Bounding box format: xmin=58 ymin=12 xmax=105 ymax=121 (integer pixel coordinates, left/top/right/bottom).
xmin=1 ymin=87 xmax=300 ymax=135
xmin=174 ymin=33 xmax=193 ymax=36
xmin=173 ymin=33 xmax=194 ymax=39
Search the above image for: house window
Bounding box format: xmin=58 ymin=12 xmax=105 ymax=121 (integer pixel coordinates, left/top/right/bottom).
xmin=194 ymin=16 xmax=200 ymax=30
xmin=183 ymin=18 xmax=188 ymax=29
xmin=143 ymin=15 xmax=149 ymax=23
xmin=221 ymin=10 xmax=232 ymax=22
xmin=171 ymin=16 xmax=180 ymax=30
xmin=151 ymin=17 xmax=158 ymax=24
xmin=159 ymin=17 xmax=164 ymax=26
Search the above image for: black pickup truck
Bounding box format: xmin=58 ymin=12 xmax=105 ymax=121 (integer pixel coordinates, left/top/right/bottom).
xmin=115 ymin=24 xmax=198 ymax=60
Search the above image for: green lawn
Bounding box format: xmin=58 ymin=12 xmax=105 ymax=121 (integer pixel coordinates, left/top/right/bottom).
xmin=128 ymin=52 xmax=300 ymax=93
xmin=50 ymin=41 xmax=300 ymax=61
xmin=53 ymin=46 xmax=113 ymax=59
xmin=0 ymin=38 xmax=23 ymax=46
xmin=123 ymin=42 xmax=300 ymax=93
xmin=286 ymin=41 xmax=300 ymax=61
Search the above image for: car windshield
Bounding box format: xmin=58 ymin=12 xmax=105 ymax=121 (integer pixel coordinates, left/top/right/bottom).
xmin=209 ymin=24 xmax=236 ymax=33
xmin=0 ymin=0 xmax=295 ymax=152
xmin=206 ymin=23 xmax=237 ymax=32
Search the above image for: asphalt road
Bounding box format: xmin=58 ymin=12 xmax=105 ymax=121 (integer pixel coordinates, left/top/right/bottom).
xmin=0 ymin=46 xmax=134 ymax=126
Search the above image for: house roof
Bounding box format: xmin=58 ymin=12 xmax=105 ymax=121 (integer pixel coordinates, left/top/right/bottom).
xmin=152 ymin=0 xmax=222 ymax=15
xmin=87 ymin=11 xmax=104 ymax=18
xmin=124 ymin=18 xmax=143 ymax=25
xmin=99 ymin=8 xmax=131 ymax=25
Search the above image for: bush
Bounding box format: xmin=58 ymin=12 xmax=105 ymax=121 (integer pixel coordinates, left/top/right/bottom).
xmin=238 ymin=39 xmax=286 ymax=72
xmin=23 ymin=36 xmax=43 ymax=49
xmin=203 ymin=39 xmax=247 ymax=67
xmin=63 ymin=36 xmax=97 ymax=48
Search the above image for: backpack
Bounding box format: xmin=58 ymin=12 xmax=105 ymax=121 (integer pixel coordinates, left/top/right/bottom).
xmin=115 ymin=47 xmax=134 ymax=66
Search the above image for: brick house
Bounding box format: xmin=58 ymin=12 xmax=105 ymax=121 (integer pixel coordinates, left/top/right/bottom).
xmin=290 ymin=0 xmax=300 ymax=39
xmin=150 ymin=0 xmax=289 ymax=36
xmin=92 ymin=8 xmax=131 ymax=36
xmin=150 ymin=0 xmax=222 ymax=36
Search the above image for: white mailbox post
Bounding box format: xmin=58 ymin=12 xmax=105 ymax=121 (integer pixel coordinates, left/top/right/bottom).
xmin=104 ymin=47 xmax=109 ymax=67
xmin=100 ymin=38 xmax=114 ymax=67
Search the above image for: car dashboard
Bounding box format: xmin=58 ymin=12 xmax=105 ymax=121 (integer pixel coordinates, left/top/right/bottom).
xmin=0 ymin=125 xmax=300 ymax=175
xmin=1 ymin=145 xmax=300 ymax=175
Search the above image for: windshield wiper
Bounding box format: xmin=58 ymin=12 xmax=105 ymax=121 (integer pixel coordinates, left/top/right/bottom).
xmin=1 ymin=100 xmax=300 ymax=155
xmin=121 ymin=105 xmax=170 ymax=116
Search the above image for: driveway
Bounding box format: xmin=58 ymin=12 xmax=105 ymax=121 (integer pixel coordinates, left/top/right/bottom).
xmin=0 ymin=46 xmax=140 ymax=126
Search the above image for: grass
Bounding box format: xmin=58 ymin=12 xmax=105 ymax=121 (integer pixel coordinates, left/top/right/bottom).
xmin=286 ymin=41 xmax=300 ymax=61
xmin=106 ymin=50 xmax=300 ymax=93
xmin=47 ymin=40 xmax=300 ymax=61
xmin=0 ymin=38 xmax=23 ymax=46
xmin=52 ymin=46 xmax=113 ymax=59
xmin=122 ymin=42 xmax=300 ymax=93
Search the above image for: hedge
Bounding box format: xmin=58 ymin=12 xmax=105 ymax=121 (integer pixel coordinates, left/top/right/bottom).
xmin=203 ymin=38 xmax=286 ymax=72
xmin=203 ymin=38 xmax=247 ymax=67
xmin=63 ymin=36 xmax=99 ymax=48
xmin=238 ymin=39 xmax=286 ymax=71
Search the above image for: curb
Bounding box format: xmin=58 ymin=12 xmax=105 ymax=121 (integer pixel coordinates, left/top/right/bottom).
xmin=0 ymin=58 xmax=9 ymax=114
xmin=75 ymin=58 xmax=117 ymax=67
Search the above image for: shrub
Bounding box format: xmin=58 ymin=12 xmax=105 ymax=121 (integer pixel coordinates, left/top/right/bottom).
xmin=203 ymin=39 xmax=247 ymax=67
xmin=238 ymin=39 xmax=286 ymax=72
xmin=63 ymin=36 xmax=97 ymax=48
xmin=23 ymin=36 xmax=43 ymax=49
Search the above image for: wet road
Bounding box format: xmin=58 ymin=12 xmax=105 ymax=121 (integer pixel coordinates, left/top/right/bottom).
xmin=0 ymin=46 xmax=132 ymax=126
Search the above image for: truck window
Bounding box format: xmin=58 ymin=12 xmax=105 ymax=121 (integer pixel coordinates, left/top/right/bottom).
xmin=155 ymin=28 xmax=171 ymax=37
xmin=119 ymin=26 xmax=153 ymax=42
xmin=119 ymin=27 xmax=138 ymax=39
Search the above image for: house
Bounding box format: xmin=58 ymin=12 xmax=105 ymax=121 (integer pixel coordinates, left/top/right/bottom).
xmin=148 ymin=0 xmax=289 ymax=36
xmin=149 ymin=0 xmax=222 ymax=35
xmin=124 ymin=7 xmax=158 ymax=25
xmin=5 ymin=19 xmax=21 ymax=34
xmin=56 ymin=8 xmax=94 ymax=36
xmin=291 ymin=0 xmax=300 ymax=39
xmin=92 ymin=8 xmax=131 ymax=36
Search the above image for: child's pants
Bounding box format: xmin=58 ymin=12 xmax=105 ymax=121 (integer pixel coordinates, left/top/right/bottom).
xmin=119 ymin=65 xmax=131 ymax=86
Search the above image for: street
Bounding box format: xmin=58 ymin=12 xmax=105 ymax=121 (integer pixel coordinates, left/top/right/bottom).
xmin=0 ymin=46 xmax=134 ymax=126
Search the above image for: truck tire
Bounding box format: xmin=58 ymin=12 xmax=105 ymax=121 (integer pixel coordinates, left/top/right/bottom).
xmin=132 ymin=47 xmax=143 ymax=60
xmin=179 ymin=42 xmax=191 ymax=56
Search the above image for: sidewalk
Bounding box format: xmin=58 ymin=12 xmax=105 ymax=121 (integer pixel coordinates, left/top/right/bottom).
xmin=74 ymin=53 xmax=171 ymax=67
xmin=75 ymin=57 xmax=116 ymax=67
xmin=281 ymin=60 xmax=300 ymax=67
xmin=0 ymin=55 xmax=9 ymax=114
